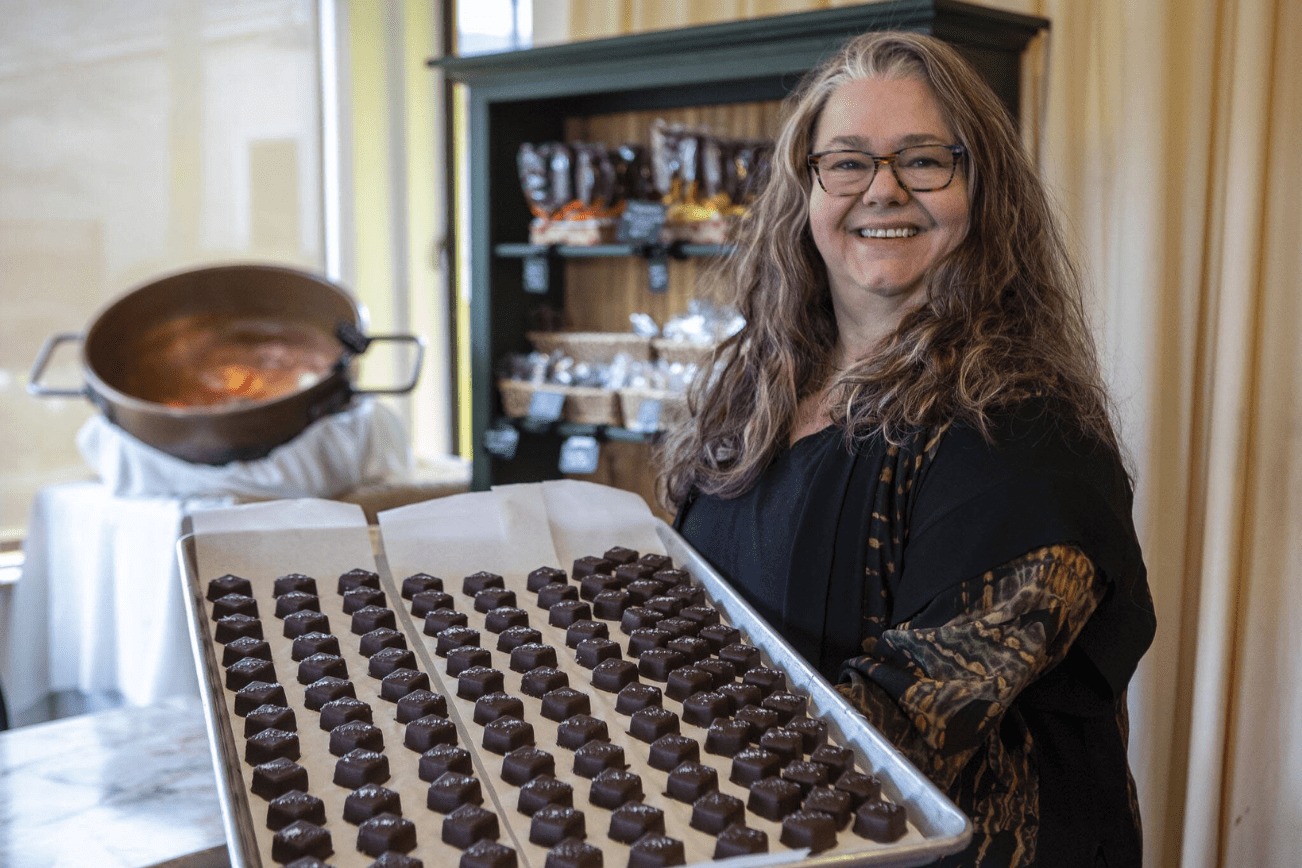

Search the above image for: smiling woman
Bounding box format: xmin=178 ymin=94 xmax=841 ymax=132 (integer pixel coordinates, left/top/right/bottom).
xmin=660 ymin=31 xmax=1156 ymax=868
xmin=805 ymin=76 xmax=971 ymax=378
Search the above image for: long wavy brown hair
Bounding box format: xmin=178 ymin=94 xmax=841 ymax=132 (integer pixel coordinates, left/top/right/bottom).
xmin=658 ymin=31 xmax=1121 ymax=509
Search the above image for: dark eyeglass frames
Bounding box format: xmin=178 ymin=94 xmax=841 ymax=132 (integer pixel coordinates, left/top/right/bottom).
xmin=807 ymin=144 xmax=966 ymax=195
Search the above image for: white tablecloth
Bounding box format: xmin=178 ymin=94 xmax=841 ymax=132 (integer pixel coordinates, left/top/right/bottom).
xmin=0 ymin=398 xmax=418 ymax=723
xmin=1 ymin=482 xmax=223 ymax=719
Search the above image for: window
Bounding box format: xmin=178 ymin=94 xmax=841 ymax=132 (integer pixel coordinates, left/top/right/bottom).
xmin=457 ymin=0 xmax=531 ymax=54
xmin=0 ymin=0 xmax=324 ymax=540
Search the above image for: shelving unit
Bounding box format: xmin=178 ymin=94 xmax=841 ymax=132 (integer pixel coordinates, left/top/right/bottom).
xmin=433 ymin=0 xmax=1049 ymax=512
xmin=495 ymin=243 xmax=733 ymax=295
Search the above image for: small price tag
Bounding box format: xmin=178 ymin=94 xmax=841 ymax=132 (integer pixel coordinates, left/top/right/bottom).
xmin=523 ymin=255 xmax=550 ymax=294
xmin=526 ymin=389 xmax=565 ymax=421
xmin=616 ymin=200 xmax=667 ymax=244
xmin=647 ymin=252 xmax=670 ymax=293
xmin=483 ymin=425 xmax=520 ymax=460
xmin=634 ymin=398 xmax=663 ymax=433
xmin=559 ymin=435 xmax=601 ymax=475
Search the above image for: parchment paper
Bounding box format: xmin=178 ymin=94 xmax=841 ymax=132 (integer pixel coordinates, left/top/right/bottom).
xmin=187 ymin=498 xmax=452 ymax=868
xmin=375 ymin=479 xmax=665 ymax=582
xmin=376 ymin=480 xmax=689 ymax=868
xmin=183 ymin=484 xmax=966 ymax=868
xmin=374 ymin=480 xmax=929 ymax=868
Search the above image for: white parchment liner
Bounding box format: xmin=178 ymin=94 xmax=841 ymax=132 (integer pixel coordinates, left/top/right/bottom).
xmin=181 ymin=482 xmax=969 ymax=868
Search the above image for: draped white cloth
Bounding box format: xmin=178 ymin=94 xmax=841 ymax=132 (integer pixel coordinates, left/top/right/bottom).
xmin=1 ymin=399 xmax=411 ymax=722
xmin=76 ymin=397 xmax=411 ymax=500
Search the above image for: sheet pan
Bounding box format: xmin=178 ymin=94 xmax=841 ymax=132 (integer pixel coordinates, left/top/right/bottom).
xmin=179 ymin=484 xmax=971 ymax=868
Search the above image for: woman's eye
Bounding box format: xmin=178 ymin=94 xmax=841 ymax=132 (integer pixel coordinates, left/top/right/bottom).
xmin=902 ymin=156 xmax=942 ymax=169
xmin=829 ymin=157 xmax=869 ymax=172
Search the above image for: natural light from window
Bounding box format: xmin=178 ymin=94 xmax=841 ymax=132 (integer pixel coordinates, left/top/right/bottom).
xmin=457 ymin=0 xmax=532 ymax=55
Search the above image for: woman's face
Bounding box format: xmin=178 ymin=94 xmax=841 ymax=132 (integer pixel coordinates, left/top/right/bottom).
xmin=808 ymin=76 xmax=970 ymax=322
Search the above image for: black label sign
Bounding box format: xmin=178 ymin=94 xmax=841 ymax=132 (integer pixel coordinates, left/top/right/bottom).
xmin=647 ymin=253 xmax=670 ymax=293
xmin=634 ymin=398 xmax=663 ymax=433
xmin=617 ymin=200 xmax=667 ymax=244
xmin=559 ymin=435 xmax=601 ymax=475
xmin=526 ymin=389 xmax=565 ymax=422
xmin=484 ymin=425 xmax=520 ymax=460
xmin=523 ymin=255 xmax=549 ymax=294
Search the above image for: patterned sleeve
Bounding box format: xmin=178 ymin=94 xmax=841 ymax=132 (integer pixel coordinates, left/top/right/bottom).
xmin=836 ymin=543 xmax=1106 ymax=792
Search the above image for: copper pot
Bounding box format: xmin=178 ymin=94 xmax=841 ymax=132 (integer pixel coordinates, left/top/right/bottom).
xmin=28 ymin=263 xmax=423 ymax=465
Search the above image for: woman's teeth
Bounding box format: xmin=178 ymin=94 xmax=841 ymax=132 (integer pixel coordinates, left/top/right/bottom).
xmin=857 ymin=227 xmax=918 ymax=238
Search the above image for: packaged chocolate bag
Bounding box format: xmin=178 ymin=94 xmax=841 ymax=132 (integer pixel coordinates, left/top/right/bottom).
xmin=734 ymin=141 xmax=772 ymax=204
xmin=594 ymin=147 xmax=618 ymax=207
xmin=650 ymin=120 xmax=685 ymax=201
xmin=617 ymin=143 xmax=656 ymax=202
xmin=547 ymin=143 xmax=573 ymax=209
xmin=676 ymin=132 xmax=701 ymax=203
xmin=702 ymin=135 xmax=727 ymax=201
xmin=574 ymin=143 xmax=618 ymax=209
xmin=518 ymin=143 xmax=554 ymax=216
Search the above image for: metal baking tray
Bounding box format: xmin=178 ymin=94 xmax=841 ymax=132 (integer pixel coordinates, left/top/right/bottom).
xmin=652 ymin=520 xmax=972 ymax=865
xmin=180 ymin=516 xmax=971 ymax=868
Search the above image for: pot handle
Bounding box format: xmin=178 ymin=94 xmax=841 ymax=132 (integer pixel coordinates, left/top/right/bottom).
xmin=28 ymin=332 xmax=87 ymax=398
xmin=351 ymin=333 xmax=426 ymax=395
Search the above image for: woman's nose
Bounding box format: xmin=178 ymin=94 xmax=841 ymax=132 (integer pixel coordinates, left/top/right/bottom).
xmin=861 ymin=160 xmax=908 ymax=205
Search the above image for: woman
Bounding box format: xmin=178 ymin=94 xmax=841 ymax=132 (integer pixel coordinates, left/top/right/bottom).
xmin=661 ymin=31 xmax=1156 ymax=868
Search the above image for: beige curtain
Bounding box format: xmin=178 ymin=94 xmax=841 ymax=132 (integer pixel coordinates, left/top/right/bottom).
xmin=1039 ymin=1 xmax=1301 ymax=865
xmin=555 ymin=0 xmax=1302 ymax=865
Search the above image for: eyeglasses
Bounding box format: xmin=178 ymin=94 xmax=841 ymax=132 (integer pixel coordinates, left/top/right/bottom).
xmin=807 ymin=144 xmax=966 ymax=195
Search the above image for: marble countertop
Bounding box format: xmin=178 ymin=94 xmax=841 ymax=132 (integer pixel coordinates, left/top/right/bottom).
xmin=0 ymin=696 xmax=229 ymax=868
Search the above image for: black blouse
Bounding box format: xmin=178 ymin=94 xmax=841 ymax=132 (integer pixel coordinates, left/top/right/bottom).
xmin=675 ymin=398 xmax=1156 ymax=868
xmin=676 ymin=423 xmax=842 ymax=643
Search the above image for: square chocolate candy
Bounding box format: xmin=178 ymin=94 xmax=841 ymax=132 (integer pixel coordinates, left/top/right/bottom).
xmin=442 ymin=803 xmax=500 ymax=850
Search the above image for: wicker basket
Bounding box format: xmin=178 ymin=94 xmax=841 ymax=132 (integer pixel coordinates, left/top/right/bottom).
xmin=498 ymin=379 xmax=622 ymax=427
xmin=527 ymin=331 xmax=653 ymax=364
xmin=498 ymin=379 xmax=549 ymax=418
xmin=562 ymin=385 xmax=622 ymax=426
xmin=618 ymin=387 xmax=688 ymax=433
xmin=651 ymin=338 xmax=715 ymax=368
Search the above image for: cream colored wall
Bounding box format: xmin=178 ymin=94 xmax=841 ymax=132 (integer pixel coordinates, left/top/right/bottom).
xmin=530 ymin=0 xmax=570 ymax=46
xmin=0 ymin=0 xmax=324 ymax=536
xmin=332 ymin=0 xmax=452 ymax=464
